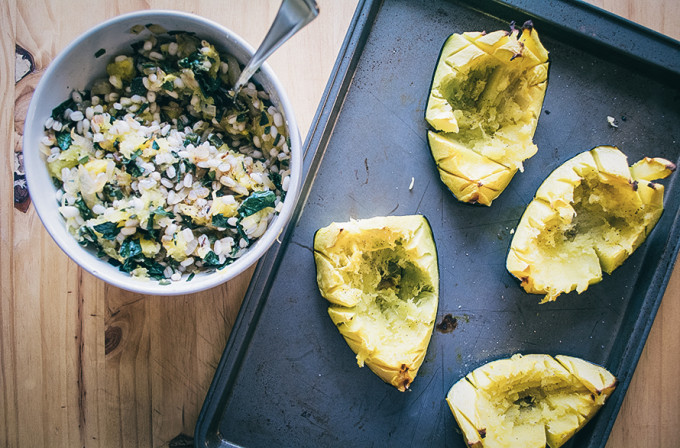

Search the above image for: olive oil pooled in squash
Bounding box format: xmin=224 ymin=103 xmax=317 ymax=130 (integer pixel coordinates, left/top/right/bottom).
xmin=313 ymin=215 xmax=439 ymax=391
xmin=426 ymin=23 xmax=549 ymax=205
xmin=507 ymin=145 xmax=675 ymax=302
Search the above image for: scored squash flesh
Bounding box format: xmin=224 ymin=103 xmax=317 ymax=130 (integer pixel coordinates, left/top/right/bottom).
xmin=446 ymin=354 xmax=617 ymax=448
xmin=507 ymin=145 xmax=676 ymax=302
xmin=426 ymin=23 xmax=549 ymax=206
xmin=313 ymin=215 xmax=439 ymax=391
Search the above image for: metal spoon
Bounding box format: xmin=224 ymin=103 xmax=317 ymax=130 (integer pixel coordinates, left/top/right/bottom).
xmin=232 ymin=0 xmax=319 ymax=95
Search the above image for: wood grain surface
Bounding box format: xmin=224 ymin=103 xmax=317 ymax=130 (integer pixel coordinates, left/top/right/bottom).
xmin=1 ymin=1 xmax=678 ymax=447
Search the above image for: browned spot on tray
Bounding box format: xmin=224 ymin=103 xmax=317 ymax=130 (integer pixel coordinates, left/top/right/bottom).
xmin=364 ymin=158 xmax=369 ymax=184
xmin=436 ymin=313 xmax=458 ymax=333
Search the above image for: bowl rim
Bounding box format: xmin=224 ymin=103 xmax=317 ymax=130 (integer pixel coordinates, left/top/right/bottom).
xmin=23 ymin=9 xmax=303 ymax=296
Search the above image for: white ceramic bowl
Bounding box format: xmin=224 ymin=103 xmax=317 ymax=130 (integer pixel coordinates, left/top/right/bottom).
xmin=23 ymin=10 xmax=302 ymax=295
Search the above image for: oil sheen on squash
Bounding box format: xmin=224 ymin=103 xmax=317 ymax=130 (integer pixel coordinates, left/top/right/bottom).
xmin=507 ymin=146 xmax=675 ymax=302
xmin=313 ymin=215 xmax=439 ymax=391
xmin=426 ymin=22 xmax=549 ymax=206
xmin=446 ymin=354 xmax=617 ymax=448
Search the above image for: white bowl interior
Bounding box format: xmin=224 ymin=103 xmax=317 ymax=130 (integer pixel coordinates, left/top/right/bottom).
xmin=24 ymin=11 xmax=302 ymax=295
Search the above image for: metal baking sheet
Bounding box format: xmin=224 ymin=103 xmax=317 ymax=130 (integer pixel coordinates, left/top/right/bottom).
xmin=195 ymin=0 xmax=680 ymax=447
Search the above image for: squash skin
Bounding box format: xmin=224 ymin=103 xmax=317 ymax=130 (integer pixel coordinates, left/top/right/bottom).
xmin=425 ymin=24 xmax=550 ymax=206
xmin=446 ymin=354 xmax=617 ymax=448
xmin=313 ymin=215 xmax=439 ymax=391
xmin=507 ymin=146 xmax=676 ymax=302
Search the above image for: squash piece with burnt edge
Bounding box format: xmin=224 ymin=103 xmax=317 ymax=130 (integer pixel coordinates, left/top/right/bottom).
xmin=313 ymin=215 xmax=438 ymax=391
xmin=446 ymin=354 xmax=617 ymax=448
xmin=507 ymin=146 xmax=675 ymax=302
xmin=426 ymin=22 xmax=549 ymax=205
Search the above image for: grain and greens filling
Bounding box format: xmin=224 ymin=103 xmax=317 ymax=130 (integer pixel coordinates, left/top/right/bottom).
xmin=41 ymin=31 xmax=291 ymax=283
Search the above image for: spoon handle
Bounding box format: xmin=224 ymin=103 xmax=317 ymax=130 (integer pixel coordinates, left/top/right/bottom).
xmin=233 ymin=0 xmax=319 ymax=93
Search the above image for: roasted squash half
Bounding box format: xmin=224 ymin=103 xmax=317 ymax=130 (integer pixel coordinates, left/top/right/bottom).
xmin=507 ymin=146 xmax=675 ymax=302
xmin=426 ymin=23 xmax=549 ymax=205
xmin=313 ymin=215 xmax=439 ymax=391
xmin=446 ymin=354 xmax=617 ymax=448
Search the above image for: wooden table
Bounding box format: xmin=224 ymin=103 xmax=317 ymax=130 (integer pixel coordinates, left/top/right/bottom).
xmin=2 ymin=1 xmax=678 ymax=447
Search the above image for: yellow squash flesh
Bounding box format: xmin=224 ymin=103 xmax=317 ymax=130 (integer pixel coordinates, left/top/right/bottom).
xmin=507 ymin=146 xmax=675 ymax=302
xmin=313 ymin=215 xmax=439 ymax=391
xmin=426 ymin=24 xmax=549 ymax=205
xmin=446 ymin=354 xmax=617 ymax=448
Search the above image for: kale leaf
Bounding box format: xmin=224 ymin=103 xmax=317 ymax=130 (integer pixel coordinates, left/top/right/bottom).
xmin=56 ymin=131 xmax=72 ymax=150
xmin=103 ymin=184 xmax=124 ymax=201
xmin=259 ymin=111 xmax=269 ymax=126
xmin=238 ymin=190 xmax=276 ymax=217
xmin=75 ymin=195 xmax=94 ymax=220
xmin=130 ymin=77 xmax=147 ymax=96
xmin=142 ymin=259 xmax=166 ymax=280
xmin=147 ymin=206 xmax=175 ymax=237
xmin=269 ymin=171 xmax=282 ymax=192
xmin=51 ymin=98 xmax=76 ymax=120
xmin=116 ymin=253 xmax=165 ymax=280
xmin=119 ymin=238 xmax=142 ymax=259
xmin=122 ymin=149 xmax=143 ymax=177
xmin=202 ymin=251 xmax=228 ymax=269
xmin=151 ymin=206 xmax=174 ymax=219
xmin=183 ymin=132 xmax=200 ymax=146
xmin=202 ymin=170 xmax=216 ymax=187
xmin=77 ymin=226 xmax=100 ymax=250
xmin=178 ymin=52 xmax=222 ymax=96
xmin=235 ymin=222 xmax=250 ymax=246
xmin=211 ymin=213 xmax=230 ymax=228
xmin=93 ymin=221 xmax=121 ymax=240
xmin=208 ymin=134 xmax=223 ymax=148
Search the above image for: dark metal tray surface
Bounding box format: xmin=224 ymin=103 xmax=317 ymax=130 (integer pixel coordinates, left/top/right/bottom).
xmin=195 ymin=0 xmax=680 ymax=446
